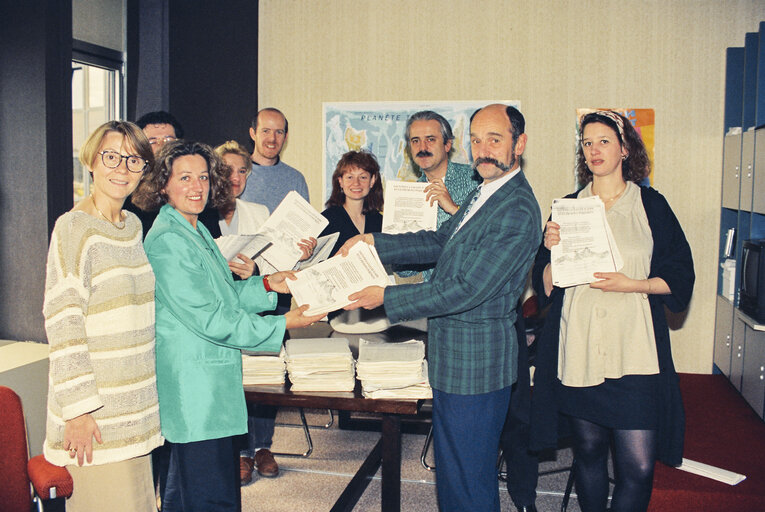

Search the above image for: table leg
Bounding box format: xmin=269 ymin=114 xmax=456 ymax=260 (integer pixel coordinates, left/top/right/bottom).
xmin=330 ymin=439 xmax=382 ymax=512
xmin=380 ymin=414 xmax=401 ymax=512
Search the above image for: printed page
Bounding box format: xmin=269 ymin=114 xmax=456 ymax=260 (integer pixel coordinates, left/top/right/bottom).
xmin=294 ymin=232 xmax=340 ymax=270
xmin=287 ymin=242 xmax=390 ymax=316
xmin=382 ymin=181 xmax=438 ymax=233
xmin=215 ymin=234 xmax=272 ymax=263
xmin=257 ymin=191 xmax=329 ymax=271
xmin=550 ymin=196 xmax=623 ymax=288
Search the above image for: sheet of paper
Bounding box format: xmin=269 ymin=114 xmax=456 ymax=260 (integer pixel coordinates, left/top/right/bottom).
xmin=215 ymin=234 xmax=272 ymax=263
xmin=550 ymin=196 xmax=623 ymax=288
xmin=257 ymin=191 xmax=329 ymax=271
xmin=382 ymin=181 xmax=438 ymax=233
xmin=676 ymin=458 xmax=746 ymax=486
xmin=287 ymin=242 xmax=390 ymax=316
xmin=294 ymin=232 xmax=340 ymax=270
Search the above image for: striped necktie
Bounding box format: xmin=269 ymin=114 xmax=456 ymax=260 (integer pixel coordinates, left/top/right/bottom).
xmin=451 ymin=187 xmax=481 ymax=239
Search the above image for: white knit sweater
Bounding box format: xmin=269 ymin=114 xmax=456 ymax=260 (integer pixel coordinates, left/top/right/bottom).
xmin=42 ymin=211 xmax=162 ymax=466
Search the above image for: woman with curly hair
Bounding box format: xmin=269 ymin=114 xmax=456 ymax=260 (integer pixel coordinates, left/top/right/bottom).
xmin=319 ymin=150 xmax=384 ymax=256
xmin=131 ymin=140 xmax=323 ymax=511
xmin=531 ymin=111 xmax=694 ymax=512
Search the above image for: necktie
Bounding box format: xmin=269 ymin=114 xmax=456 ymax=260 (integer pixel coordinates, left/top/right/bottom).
xmin=451 ymin=187 xmax=481 ymax=239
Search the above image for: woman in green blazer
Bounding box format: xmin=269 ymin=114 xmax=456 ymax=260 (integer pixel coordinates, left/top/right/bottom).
xmin=132 ymin=140 xmax=322 ymax=512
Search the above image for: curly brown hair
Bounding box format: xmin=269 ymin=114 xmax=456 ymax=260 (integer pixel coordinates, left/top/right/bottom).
xmin=131 ymin=140 xmax=232 ymax=211
xmin=575 ymin=111 xmax=650 ymax=185
xmin=325 ymin=151 xmax=384 ymax=214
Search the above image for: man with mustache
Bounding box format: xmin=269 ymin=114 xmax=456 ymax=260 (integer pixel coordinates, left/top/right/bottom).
xmin=396 ymin=111 xmax=478 ymax=281
xmin=341 ymin=104 xmax=541 ymax=512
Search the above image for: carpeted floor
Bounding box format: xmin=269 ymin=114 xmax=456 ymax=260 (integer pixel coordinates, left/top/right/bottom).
xmin=241 ymin=408 xmax=580 ymax=512
xmin=240 ymin=374 xmax=765 ymax=512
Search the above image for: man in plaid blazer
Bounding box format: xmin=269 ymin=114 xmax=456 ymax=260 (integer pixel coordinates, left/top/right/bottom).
xmin=343 ymin=104 xmax=542 ymax=511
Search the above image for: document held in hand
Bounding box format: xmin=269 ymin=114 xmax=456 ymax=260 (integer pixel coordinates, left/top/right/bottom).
xmin=382 ymin=181 xmax=438 ymax=233
xmin=287 ymin=242 xmax=389 ymax=316
xmin=214 ymin=234 xmax=272 ymax=263
xmin=550 ymin=196 xmax=623 ymax=288
xmin=256 ymin=191 xmax=329 ymax=272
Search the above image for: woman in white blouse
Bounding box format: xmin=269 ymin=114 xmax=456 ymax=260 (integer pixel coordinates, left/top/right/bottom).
xmin=533 ymin=111 xmax=694 ymax=512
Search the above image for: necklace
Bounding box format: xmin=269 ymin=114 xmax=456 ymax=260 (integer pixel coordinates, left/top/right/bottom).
xmin=596 ymin=183 xmax=627 ymax=204
xmin=91 ymin=195 xmax=125 ymax=229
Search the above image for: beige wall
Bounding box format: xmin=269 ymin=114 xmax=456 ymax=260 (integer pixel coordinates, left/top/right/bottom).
xmin=258 ymin=0 xmax=765 ymax=373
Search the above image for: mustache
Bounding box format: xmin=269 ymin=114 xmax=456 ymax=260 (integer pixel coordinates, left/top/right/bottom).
xmin=472 ymin=157 xmax=510 ymax=172
xmin=416 ymin=150 xmax=433 ymax=158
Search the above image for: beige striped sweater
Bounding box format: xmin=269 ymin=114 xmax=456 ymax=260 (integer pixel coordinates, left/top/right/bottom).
xmin=42 ymin=211 xmax=162 ymax=466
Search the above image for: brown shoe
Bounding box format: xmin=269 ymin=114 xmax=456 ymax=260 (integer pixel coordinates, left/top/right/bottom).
xmin=254 ymin=449 xmax=279 ymax=477
xmin=240 ymin=456 xmax=255 ymax=486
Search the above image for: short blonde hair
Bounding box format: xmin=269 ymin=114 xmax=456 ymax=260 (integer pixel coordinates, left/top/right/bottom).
xmin=79 ymin=121 xmax=152 ymax=171
xmin=214 ymin=140 xmax=251 ymax=176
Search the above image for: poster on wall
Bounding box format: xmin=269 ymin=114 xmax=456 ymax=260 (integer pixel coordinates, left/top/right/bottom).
xmin=576 ymin=108 xmax=655 ymax=187
xmin=323 ymin=100 xmax=521 ymax=204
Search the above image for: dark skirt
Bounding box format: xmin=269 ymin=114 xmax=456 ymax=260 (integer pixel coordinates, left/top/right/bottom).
xmin=557 ymin=373 xmax=661 ymax=430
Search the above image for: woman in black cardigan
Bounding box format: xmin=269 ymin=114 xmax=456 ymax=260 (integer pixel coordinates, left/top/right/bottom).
xmin=531 ymin=111 xmax=694 ymax=512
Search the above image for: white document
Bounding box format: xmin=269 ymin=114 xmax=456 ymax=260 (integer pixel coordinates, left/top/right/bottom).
xmin=382 ymin=181 xmax=438 ymax=234
xmin=215 ymin=234 xmax=272 ymax=263
xmin=676 ymin=458 xmax=746 ymax=485
xmin=287 ymin=242 xmax=389 ymax=316
xmin=294 ymin=232 xmax=340 ymax=270
xmin=257 ymin=191 xmax=329 ymax=272
xmin=550 ymin=196 xmax=623 ymax=288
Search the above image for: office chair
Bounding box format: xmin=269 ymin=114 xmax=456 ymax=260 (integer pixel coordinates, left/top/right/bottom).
xmin=0 ymin=386 xmax=73 ymax=512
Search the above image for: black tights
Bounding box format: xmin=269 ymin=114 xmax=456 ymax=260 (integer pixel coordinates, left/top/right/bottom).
xmin=570 ymin=417 xmax=657 ymax=512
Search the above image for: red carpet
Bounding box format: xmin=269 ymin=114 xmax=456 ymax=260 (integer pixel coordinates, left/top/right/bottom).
xmin=649 ymin=374 xmax=765 ymax=511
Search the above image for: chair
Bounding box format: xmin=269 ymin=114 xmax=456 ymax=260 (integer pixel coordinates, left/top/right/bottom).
xmin=272 ymin=408 xmax=334 ymax=458
xmin=0 ymin=386 xmax=73 ymax=512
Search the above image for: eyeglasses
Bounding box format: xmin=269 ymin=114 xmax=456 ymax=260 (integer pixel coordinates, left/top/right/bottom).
xmin=98 ymin=150 xmax=147 ymax=173
xmin=149 ymin=135 xmax=176 ymax=146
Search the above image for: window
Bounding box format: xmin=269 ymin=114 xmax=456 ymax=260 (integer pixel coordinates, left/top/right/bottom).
xmin=71 ymin=40 xmax=124 ymax=203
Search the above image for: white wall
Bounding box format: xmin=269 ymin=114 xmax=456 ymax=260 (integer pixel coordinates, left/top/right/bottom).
xmin=257 ymin=0 xmax=765 ymax=373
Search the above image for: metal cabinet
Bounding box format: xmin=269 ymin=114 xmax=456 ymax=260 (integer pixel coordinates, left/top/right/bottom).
xmin=741 ymin=325 xmax=765 ymax=418
xmin=722 ymin=133 xmax=742 ymax=210
xmin=740 ymin=131 xmax=755 ymax=212
xmin=731 ymin=316 xmax=747 ymax=391
xmin=714 ymin=295 xmax=734 ymax=377
xmin=754 ymin=128 xmax=765 ymax=215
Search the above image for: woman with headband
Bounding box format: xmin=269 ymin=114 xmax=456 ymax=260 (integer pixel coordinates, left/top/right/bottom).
xmin=531 ymin=111 xmax=694 ymax=512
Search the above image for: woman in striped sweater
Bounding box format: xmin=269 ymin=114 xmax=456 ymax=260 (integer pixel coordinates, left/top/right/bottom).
xmin=42 ymin=121 xmax=162 ymax=512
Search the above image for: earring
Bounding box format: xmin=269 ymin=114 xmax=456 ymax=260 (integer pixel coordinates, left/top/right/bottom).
xmin=622 ymin=155 xmax=627 ymax=161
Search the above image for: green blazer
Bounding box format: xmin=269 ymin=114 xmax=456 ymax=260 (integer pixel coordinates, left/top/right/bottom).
xmin=375 ymin=171 xmax=541 ymax=395
xmin=145 ymin=204 xmax=285 ymax=443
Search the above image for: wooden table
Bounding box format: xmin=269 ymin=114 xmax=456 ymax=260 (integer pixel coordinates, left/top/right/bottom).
xmin=244 ymin=382 xmax=422 ymax=512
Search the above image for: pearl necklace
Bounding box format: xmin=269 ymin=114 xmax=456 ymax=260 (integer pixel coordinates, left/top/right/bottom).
xmin=91 ymin=195 xmax=125 ymax=229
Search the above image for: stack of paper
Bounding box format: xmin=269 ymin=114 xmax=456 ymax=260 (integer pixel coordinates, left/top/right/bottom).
xmin=242 ymin=347 xmax=286 ymax=385
xmin=284 ymin=338 xmax=356 ymax=392
xmin=356 ymin=339 xmax=432 ymax=399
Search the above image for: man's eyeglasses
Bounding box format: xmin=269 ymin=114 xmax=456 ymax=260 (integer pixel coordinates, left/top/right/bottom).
xmin=149 ymin=135 xmax=177 ymax=146
xmin=98 ymin=150 xmax=147 ymax=173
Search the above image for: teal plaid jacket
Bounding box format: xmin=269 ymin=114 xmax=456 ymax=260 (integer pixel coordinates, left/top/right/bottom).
xmin=375 ymin=171 xmax=541 ymax=395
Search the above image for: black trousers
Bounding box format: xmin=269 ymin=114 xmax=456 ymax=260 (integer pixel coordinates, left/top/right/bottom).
xmin=501 ymin=309 xmax=540 ymax=508
xmin=162 ymin=436 xmax=241 ymax=512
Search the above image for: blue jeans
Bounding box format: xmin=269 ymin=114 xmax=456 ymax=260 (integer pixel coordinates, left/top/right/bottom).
xmin=240 ymin=403 xmax=277 ymax=457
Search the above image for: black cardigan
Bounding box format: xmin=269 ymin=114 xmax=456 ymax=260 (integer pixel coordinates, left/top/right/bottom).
xmin=529 ymin=186 xmax=694 ymax=466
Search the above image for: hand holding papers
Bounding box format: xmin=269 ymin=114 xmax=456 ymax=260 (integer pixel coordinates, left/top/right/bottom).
xmin=287 ymin=242 xmax=389 ymax=316
xmin=550 ymin=196 xmax=623 ymax=288
xmin=257 ymin=191 xmax=329 ymax=272
xmin=214 ymin=234 xmax=272 ymax=263
xmin=382 ymin=181 xmax=438 ymax=233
